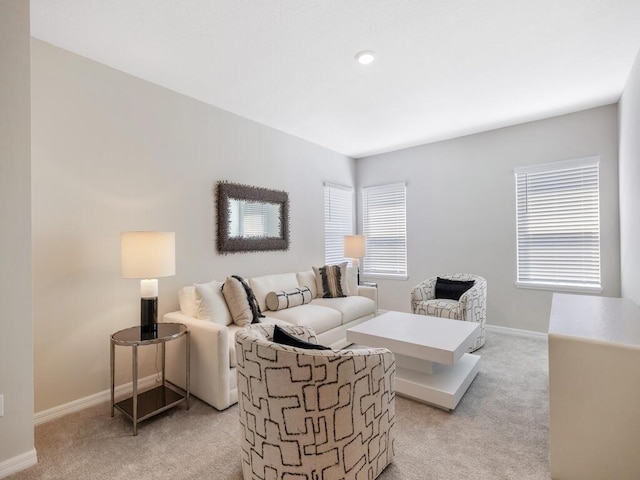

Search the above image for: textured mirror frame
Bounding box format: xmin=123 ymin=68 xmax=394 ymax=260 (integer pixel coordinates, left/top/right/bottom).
xmin=216 ymin=181 xmax=290 ymax=253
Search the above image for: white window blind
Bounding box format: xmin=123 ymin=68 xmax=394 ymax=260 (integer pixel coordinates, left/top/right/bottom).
xmin=324 ymin=183 xmax=354 ymax=264
xmin=362 ymin=183 xmax=407 ymax=278
xmin=515 ymin=157 xmax=601 ymax=291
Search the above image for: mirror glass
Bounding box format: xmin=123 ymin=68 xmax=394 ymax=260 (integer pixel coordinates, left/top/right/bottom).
xmin=228 ymin=199 xmax=282 ymax=238
xmin=216 ymin=181 xmax=290 ymax=253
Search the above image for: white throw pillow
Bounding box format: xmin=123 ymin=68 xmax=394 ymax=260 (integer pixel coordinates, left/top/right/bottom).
xmin=346 ymin=266 xmax=358 ymax=296
xmin=178 ymin=286 xmax=198 ymax=318
xmin=194 ymin=281 xmax=233 ymax=326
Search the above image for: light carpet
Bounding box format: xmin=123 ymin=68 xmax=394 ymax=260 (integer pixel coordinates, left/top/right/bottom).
xmin=9 ymin=331 xmax=550 ymax=479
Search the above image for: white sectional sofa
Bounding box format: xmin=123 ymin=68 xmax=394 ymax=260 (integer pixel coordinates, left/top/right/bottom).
xmin=162 ymin=267 xmax=377 ymax=410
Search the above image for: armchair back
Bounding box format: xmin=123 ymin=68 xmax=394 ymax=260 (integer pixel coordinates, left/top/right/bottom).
xmin=236 ymin=324 xmax=395 ymax=480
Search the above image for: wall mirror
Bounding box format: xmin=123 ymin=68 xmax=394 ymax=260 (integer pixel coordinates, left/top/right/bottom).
xmin=216 ymin=181 xmax=290 ymax=253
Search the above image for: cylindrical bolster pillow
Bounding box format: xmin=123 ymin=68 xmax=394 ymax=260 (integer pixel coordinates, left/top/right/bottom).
xmin=266 ymin=286 xmax=312 ymax=311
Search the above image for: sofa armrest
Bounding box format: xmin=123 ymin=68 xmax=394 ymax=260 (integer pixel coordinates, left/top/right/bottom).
xmin=162 ymin=311 xmax=233 ymax=411
xmin=357 ymin=285 xmax=378 ymax=312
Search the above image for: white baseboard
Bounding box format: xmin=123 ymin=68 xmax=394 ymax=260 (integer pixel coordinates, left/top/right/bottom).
xmin=32 ymin=325 xmax=543 ymax=427
xmin=486 ymin=324 xmax=547 ymax=340
xmin=34 ymin=374 xmax=158 ymax=426
xmin=0 ymin=449 xmax=37 ymax=479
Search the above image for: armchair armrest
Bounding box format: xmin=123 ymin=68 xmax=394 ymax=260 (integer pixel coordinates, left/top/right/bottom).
xmin=410 ymin=278 xmax=437 ymax=313
xmin=162 ymin=311 xmax=233 ymax=411
xmin=458 ymin=280 xmax=487 ymax=324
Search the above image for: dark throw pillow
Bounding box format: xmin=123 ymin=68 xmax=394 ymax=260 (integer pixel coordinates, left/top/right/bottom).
xmin=272 ymin=325 xmax=330 ymax=350
xmin=435 ymin=277 xmax=475 ymax=301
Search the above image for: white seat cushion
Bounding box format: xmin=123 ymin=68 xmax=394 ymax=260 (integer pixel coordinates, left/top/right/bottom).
xmin=311 ymin=297 xmax=375 ymax=324
xmin=264 ymin=304 xmax=342 ymax=334
xmin=419 ymin=299 xmax=461 ymax=319
xmin=260 ymin=316 xmax=297 ymax=327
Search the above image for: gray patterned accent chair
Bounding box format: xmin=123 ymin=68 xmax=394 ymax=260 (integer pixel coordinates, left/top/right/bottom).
xmin=236 ymin=324 xmax=395 ymax=480
xmin=410 ymin=273 xmax=487 ymax=352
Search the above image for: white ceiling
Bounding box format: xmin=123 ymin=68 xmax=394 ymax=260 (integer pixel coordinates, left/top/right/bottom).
xmin=30 ymin=0 xmax=640 ymax=158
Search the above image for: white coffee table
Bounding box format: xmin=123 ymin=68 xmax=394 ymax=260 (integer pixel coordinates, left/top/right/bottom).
xmin=346 ymin=311 xmax=481 ymax=410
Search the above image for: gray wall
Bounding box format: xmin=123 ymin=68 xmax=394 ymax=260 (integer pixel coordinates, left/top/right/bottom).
xmin=0 ymin=0 xmax=35 ymax=468
xmin=619 ymin=48 xmax=640 ymax=304
xmin=357 ymin=105 xmax=620 ymax=333
xmin=30 ymin=40 xmax=355 ymax=413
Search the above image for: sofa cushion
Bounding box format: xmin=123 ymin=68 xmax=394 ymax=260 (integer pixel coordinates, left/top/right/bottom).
xmin=194 ymin=281 xmax=232 ymax=326
xmin=178 ymin=286 xmax=198 ymax=318
xmin=421 ymin=299 xmax=462 ymax=319
xmin=250 ymin=273 xmax=300 ymax=312
xmin=311 ymin=296 xmax=375 ymax=324
xmin=296 ymin=270 xmax=318 ymax=298
xmin=313 ymin=262 xmax=348 ymax=298
xmin=264 ymin=304 xmax=342 ymax=334
xmin=222 ymin=276 xmax=263 ymax=327
xmin=266 ymin=287 xmax=312 ymax=311
xmin=260 ymin=316 xmax=296 ymax=328
xmin=346 ymin=266 xmax=358 ymax=296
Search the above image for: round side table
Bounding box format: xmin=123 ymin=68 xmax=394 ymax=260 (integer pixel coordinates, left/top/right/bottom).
xmin=110 ymin=323 xmax=190 ymax=435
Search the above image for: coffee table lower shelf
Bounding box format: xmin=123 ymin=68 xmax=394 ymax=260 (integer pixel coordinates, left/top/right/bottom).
xmin=114 ymin=385 xmax=186 ymax=423
xmin=394 ymin=352 xmax=480 ymax=410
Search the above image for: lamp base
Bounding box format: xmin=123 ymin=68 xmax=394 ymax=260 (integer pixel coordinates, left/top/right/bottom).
xmin=141 ymin=297 xmax=158 ymax=334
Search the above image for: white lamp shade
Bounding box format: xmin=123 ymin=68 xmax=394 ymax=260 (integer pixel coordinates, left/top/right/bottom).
xmin=121 ymin=231 xmax=176 ymax=279
xmin=344 ymin=235 xmax=366 ymax=258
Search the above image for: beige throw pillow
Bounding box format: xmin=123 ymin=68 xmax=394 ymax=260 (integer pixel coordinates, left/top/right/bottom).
xmin=312 ymin=262 xmax=348 ymax=298
xmin=222 ymin=276 xmax=264 ymax=327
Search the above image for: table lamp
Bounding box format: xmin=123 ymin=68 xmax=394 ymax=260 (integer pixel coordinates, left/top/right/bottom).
xmin=121 ymin=231 xmax=176 ymax=332
xmin=344 ymin=235 xmax=366 ymax=284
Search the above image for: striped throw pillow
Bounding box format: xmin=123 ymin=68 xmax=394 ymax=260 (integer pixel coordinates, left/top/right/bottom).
xmin=313 ymin=262 xmax=348 ymax=298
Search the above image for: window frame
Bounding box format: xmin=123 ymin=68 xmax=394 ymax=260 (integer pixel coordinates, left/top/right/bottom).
xmin=514 ymin=157 xmax=602 ymax=293
xmin=323 ymin=183 xmax=354 ymax=265
xmin=361 ymin=182 xmax=408 ymax=280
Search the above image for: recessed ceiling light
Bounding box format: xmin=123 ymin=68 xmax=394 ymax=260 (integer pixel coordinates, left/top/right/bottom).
xmin=355 ymin=50 xmax=376 ymax=65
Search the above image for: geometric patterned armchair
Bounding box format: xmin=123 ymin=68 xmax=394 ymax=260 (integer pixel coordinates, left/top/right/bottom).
xmin=410 ymin=273 xmax=487 ymax=352
xmin=235 ymin=324 xmax=395 ymax=480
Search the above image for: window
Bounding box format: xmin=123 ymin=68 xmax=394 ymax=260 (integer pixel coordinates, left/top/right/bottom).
xmin=324 ymin=183 xmax=354 ymax=264
xmin=515 ymin=157 xmax=601 ymax=291
xmin=362 ymin=183 xmax=407 ymax=278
